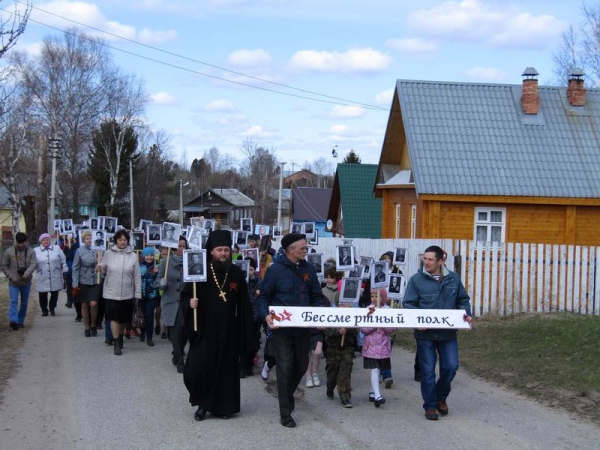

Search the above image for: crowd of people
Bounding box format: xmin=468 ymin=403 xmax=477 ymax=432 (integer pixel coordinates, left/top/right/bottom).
xmin=2 ymin=225 xmax=472 ymax=427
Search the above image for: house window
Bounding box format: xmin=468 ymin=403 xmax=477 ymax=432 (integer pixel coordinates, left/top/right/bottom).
xmin=474 ymin=207 xmax=506 ymax=243
xmin=411 ymin=204 xmax=417 ymax=239
xmin=235 ymin=209 xmax=239 ymax=221
xmin=395 ymin=204 xmax=401 ymax=238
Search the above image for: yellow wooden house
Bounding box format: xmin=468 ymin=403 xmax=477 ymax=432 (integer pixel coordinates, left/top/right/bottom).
xmin=375 ymin=68 xmax=600 ymax=246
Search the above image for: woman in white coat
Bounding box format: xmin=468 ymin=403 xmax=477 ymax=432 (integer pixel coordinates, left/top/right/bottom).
xmin=97 ymin=229 xmax=141 ymax=355
xmin=34 ymin=233 xmax=67 ymax=316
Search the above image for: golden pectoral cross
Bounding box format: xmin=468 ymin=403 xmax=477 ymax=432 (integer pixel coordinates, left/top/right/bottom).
xmin=218 ymin=290 xmax=227 ymax=302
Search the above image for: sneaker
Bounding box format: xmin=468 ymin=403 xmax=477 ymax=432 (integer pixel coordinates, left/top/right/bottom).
xmin=341 ymin=399 xmax=353 ymax=408
xmin=261 ymin=362 xmax=270 ymax=381
xmin=425 ymin=408 xmax=439 ymax=420
xmin=437 ymin=401 xmax=449 ymax=416
xmin=312 ymin=374 xmax=321 ymax=387
xmin=306 ymin=376 xmax=314 ymax=388
xmin=384 ymin=378 xmax=393 ymax=389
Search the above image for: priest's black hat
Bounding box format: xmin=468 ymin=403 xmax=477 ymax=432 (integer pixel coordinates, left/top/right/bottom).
xmin=281 ymin=233 xmax=306 ymax=250
xmin=205 ymin=229 xmax=232 ymax=253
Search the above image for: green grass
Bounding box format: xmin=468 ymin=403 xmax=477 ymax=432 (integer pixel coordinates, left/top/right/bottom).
xmin=398 ymin=313 xmax=600 ymax=424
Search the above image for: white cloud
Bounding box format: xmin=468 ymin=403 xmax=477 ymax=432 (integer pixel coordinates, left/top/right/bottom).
xmin=288 ymin=48 xmax=391 ymax=74
xmin=151 ymin=92 xmax=177 ymax=105
xmin=242 ymin=125 xmax=274 ymax=138
xmin=204 ymin=99 xmax=237 ymax=112
xmin=463 ymin=66 xmax=508 ymax=83
xmin=329 ymin=124 xmax=348 ymax=134
xmin=374 ymin=88 xmax=394 ymax=106
xmin=328 ymin=106 xmax=366 ymax=120
xmin=385 ymin=38 xmax=438 ymax=54
xmin=228 ymin=49 xmax=272 ymax=67
xmin=138 ymin=28 xmax=178 ymax=44
xmin=408 ymin=0 xmax=566 ymax=50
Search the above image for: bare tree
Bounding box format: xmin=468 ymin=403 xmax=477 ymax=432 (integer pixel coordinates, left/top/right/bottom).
xmin=240 ymin=138 xmax=278 ymax=223
xmin=0 ymin=0 xmax=30 ymax=60
xmin=552 ymin=3 xmax=600 ymax=86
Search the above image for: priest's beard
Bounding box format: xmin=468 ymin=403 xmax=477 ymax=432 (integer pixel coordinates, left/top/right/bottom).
xmin=211 ymin=257 xmax=230 ymax=273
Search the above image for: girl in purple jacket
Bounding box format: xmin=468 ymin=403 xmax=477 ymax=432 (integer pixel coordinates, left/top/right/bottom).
xmin=361 ymin=288 xmax=396 ymax=407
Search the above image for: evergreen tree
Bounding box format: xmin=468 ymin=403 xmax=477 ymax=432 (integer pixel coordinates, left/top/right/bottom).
xmin=343 ymin=149 xmax=361 ymax=164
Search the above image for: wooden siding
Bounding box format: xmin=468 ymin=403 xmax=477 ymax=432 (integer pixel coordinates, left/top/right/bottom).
xmin=505 ymin=204 xmax=566 ymax=243
xmin=380 ymin=188 xmax=418 ymax=238
xmin=575 ymin=207 xmax=600 ymax=245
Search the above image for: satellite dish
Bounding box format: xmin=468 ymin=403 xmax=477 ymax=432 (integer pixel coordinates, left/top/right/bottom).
xmin=326 ymin=219 xmax=333 ymax=231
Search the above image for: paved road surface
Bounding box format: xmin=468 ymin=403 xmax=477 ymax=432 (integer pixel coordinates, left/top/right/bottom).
xmin=1 ymin=294 xmax=599 ymax=450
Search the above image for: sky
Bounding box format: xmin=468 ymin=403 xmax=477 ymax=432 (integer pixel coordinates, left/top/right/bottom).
xmin=1 ymin=0 xmax=584 ymax=170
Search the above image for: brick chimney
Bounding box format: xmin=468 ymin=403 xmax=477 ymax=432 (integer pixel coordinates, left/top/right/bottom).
xmin=521 ymin=67 xmax=539 ymax=115
xmin=567 ymin=67 xmax=586 ymax=107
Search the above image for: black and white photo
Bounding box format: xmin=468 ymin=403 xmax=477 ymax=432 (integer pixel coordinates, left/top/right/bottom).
xmin=339 ymin=277 xmax=361 ymax=304
xmin=309 ymin=229 xmax=319 ymax=245
xmin=62 ymin=219 xmax=73 ymax=234
xmin=240 ymin=217 xmax=252 ymax=232
xmin=232 ymin=259 xmax=250 ymax=283
xmin=336 ymin=245 xmax=354 ymax=270
xmin=190 ymin=217 xmax=203 ymax=227
xmin=203 ymin=219 xmax=215 ymax=233
xmin=132 ymin=232 xmax=144 ymax=251
xmin=394 ymin=247 xmax=407 ymax=265
xmin=183 ymin=249 xmax=207 ymax=282
xmin=89 ymin=217 xmax=100 ymax=230
xmin=91 ymin=230 xmax=106 ymax=251
xmin=138 ymin=219 xmax=152 ymax=231
xmin=147 ymin=224 xmax=162 ymax=244
xmin=235 ymin=230 xmax=248 ymax=246
xmin=371 ymin=260 xmax=389 ymax=289
xmin=242 ymin=247 xmax=260 ymax=271
xmin=104 ymin=217 xmax=117 ymax=234
xmin=360 ymin=256 xmax=373 ymax=279
xmin=348 ymin=264 xmax=365 ymax=279
xmin=188 ymin=226 xmax=204 ymax=249
xmin=302 ymin=222 xmax=315 ymax=238
xmin=272 ymin=225 xmax=282 ymax=238
xmin=306 ymin=253 xmax=324 ymax=277
xmin=291 ymin=222 xmax=302 ymax=234
xmin=162 ymin=222 xmax=181 ymax=248
xmin=387 ymin=274 xmax=405 ymax=299
xmin=54 ymin=219 xmax=62 ymax=230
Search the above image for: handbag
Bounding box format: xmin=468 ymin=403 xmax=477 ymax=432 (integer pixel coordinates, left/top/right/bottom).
xmin=132 ymin=299 xmax=146 ymax=329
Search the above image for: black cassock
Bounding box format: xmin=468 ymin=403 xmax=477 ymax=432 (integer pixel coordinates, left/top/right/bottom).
xmin=181 ymin=263 xmax=258 ymax=416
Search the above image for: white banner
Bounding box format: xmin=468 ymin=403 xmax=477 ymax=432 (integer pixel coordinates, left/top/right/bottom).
xmin=268 ymin=306 xmax=471 ymax=329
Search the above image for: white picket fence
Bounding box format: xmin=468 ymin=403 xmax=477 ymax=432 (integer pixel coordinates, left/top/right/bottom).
xmin=312 ymin=238 xmax=600 ymax=317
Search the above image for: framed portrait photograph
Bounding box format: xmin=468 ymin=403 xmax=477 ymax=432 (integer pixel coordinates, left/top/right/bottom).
xmin=61 ymin=219 xmax=74 ymax=234
xmin=336 ymin=245 xmax=354 ymax=270
xmin=188 ymin=225 xmax=204 ymax=249
xmin=235 ymin=230 xmax=248 ymax=246
xmin=131 ymin=232 xmax=145 ymax=251
xmin=232 ymin=259 xmax=250 ymax=283
xmin=97 ymin=216 xmax=108 ymax=231
xmin=302 ymin=222 xmax=315 ymax=238
xmin=91 ymin=230 xmax=107 ymax=251
xmin=371 ymin=260 xmax=389 ymax=289
xmin=339 ymin=277 xmax=361 ymax=305
xmin=290 ymin=222 xmax=303 ymax=234
xmin=387 ymin=274 xmax=405 ymax=299
xmin=102 ymin=217 xmax=116 ymax=234
xmin=138 ymin=219 xmax=152 ymax=231
xmin=240 ymin=217 xmax=253 ymax=232
xmin=308 ymin=229 xmax=319 ymax=245
xmin=200 ymin=233 xmax=209 ymax=249
xmin=183 ymin=249 xmax=207 ymax=282
xmin=190 ymin=216 xmax=203 ymax=227
xmin=348 ymin=264 xmax=365 ymax=279
xmin=147 ymin=224 xmax=162 ymax=245
xmin=54 ymin=219 xmax=62 ymax=230
xmin=88 ymin=217 xmax=99 ymax=230
xmin=272 ymin=225 xmax=282 ymax=238
xmin=203 ymin=219 xmax=215 ymax=233
xmin=161 ymin=222 xmax=181 ymax=248
xmin=394 ymin=247 xmax=407 ymax=265
xmin=254 ymin=224 xmax=270 ymax=238
xmin=306 ymin=253 xmax=324 ymax=278
xmin=359 ymin=256 xmax=373 ymax=279
xmin=242 ymin=247 xmax=260 ymax=271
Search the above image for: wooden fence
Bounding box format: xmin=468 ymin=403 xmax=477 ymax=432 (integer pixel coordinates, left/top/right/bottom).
xmin=312 ymin=238 xmax=600 ymax=317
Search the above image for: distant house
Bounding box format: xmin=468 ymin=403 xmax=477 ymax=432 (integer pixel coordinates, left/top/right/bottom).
xmin=0 ymin=185 xmax=26 ymax=244
xmin=291 ymin=187 xmax=333 ymax=237
xmin=183 ymin=188 xmax=254 ymax=229
xmin=328 ymin=164 xmax=382 ymax=238
xmin=375 ymin=68 xmax=600 ymax=245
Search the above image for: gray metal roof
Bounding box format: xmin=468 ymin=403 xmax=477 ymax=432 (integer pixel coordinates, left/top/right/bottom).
xmin=396 ymin=79 xmax=600 ymax=198
xmin=209 ymin=188 xmax=255 ymax=207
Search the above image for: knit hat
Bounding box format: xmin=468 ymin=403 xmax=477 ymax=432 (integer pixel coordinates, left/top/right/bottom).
xmin=205 ymin=230 xmax=232 ymax=253
xmin=380 ymin=251 xmax=394 ymax=262
xmin=39 ymin=233 xmax=51 ymax=243
xmin=142 ymin=247 xmax=155 ymax=258
xmin=281 ymin=233 xmax=306 ymax=250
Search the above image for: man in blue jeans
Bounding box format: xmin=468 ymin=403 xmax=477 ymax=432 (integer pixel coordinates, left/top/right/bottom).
xmin=403 ymin=245 xmax=472 ymax=420
xmin=1 ymin=232 xmax=37 ymax=330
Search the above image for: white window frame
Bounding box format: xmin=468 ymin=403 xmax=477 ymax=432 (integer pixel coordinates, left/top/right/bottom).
xmin=410 ymin=204 xmax=417 ymax=239
xmin=474 ymin=207 xmax=506 ymax=243
xmin=395 ymin=203 xmax=401 ymax=238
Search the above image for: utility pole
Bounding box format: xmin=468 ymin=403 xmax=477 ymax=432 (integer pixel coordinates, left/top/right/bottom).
xmin=48 ymin=137 xmax=61 ymax=235
xmin=277 ymin=162 xmax=285 ymax=227
xmin=180 ymin=179 xmax=190 ymax=227
xmin=129 ymin=160 xmax=134 ymax=229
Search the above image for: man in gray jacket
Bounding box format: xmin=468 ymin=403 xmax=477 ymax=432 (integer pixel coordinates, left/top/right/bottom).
xmin=1 ymin=232 xmax=37 ymax=330
xmin=403 ymin=245 xmax=472 ymax=421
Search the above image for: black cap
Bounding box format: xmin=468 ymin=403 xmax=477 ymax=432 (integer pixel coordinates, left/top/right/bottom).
xmin=281 ymin=233 xmax=306 ymax=250
xmin=206 ymin=230 xmax=232 ymax=253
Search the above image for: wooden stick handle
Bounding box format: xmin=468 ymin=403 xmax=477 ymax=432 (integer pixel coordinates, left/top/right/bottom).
xmin=193 ymin=282 xmax=197 ymax=332
xmin=341 ymin=335 xmax=345 ymax=347
xmin=97 ymin=252 xmax=101 ymax=284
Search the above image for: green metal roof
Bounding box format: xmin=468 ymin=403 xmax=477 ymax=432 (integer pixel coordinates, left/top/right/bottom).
xmin=337 ymin=164 xmax=382 ymax=238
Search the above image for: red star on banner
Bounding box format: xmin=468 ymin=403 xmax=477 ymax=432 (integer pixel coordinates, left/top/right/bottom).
xmin=281 ymin=309 xmax=292 ymax=321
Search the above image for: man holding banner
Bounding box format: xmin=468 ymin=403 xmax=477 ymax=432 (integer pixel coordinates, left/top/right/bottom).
xmin=257 ymin=233 xmax=330 ymax=428
xmin=403 ymin=245 xmax=472 ymax=421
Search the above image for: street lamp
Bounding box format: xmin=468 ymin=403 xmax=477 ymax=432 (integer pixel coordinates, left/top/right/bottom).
xmin=179 ymin=179 xmax=190 ymax=227
xmin=48 ymin=137 xmax=61 ymax=235
xmin=332 ymin=145 xmax=338 ymax=159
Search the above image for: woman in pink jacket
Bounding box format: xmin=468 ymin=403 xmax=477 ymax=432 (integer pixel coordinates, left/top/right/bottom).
xmin=361 ymin=288 xmax=395 ymax=408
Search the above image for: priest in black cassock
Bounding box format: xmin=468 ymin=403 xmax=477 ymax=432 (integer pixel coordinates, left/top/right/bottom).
xmin=181 ymin=229 xmax=258 ymax=421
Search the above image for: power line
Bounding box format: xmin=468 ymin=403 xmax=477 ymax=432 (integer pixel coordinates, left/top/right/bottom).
xmin=14 ymin=1 xmax=388 ymax=111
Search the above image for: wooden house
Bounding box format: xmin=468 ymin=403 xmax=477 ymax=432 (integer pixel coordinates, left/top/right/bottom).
xmin=183 ymin=188 xmax=254 ymax=229
xmin=375 ymin=68 xmax=600 ymax=245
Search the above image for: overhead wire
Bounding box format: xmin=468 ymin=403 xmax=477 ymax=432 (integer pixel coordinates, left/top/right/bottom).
xmin=12 ymin=1 xmax=388 ymax=111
